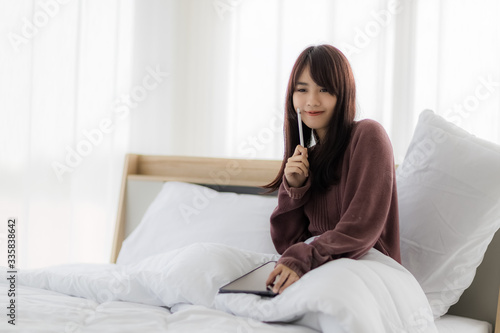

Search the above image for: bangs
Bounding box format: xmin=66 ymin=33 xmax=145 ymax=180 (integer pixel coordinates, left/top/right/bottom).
xmin=308 ymin=57 xmax=338 ymax=96
xmin=292 ymin=47 xmax=339 ymax=96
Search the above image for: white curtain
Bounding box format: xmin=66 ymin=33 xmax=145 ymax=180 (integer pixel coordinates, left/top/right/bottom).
xmin=129 ymin=0 xmax=500 ymax=162
xmin=0 ymin=0 xmax=133 ymax=268
xmin=1 ymin=0 xmax=499 ymax=268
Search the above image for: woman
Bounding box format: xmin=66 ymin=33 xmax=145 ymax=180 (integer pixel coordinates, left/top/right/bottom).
xmin=265 ymin=44 xmax=401 ymax=294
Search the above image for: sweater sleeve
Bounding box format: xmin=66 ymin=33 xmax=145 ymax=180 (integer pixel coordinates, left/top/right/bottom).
xmin=277 ymin=120 xmax=398 ymax=277
xmin=269 ymin=175 xmax=313 ymax=254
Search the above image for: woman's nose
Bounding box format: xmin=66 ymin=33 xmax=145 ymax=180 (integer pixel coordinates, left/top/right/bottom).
xmin=307 ymin=92 xmax=320 ymax=107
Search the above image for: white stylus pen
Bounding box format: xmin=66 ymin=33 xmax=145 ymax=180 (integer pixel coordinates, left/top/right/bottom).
xmin=297 ymin=108 xmax=305 ymax=147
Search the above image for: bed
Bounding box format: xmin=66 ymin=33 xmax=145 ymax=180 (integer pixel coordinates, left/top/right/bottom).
xmin=1 ymin=110 xmax=499 ymax=332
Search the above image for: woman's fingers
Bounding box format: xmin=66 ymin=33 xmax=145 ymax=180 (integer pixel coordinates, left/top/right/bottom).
xmin=293 ymin=145 xmax=308 ymax=158
xmin=266 ymin=265 xmax=281 ymax=287
xmin=287 ymin=155 xmax=309 ymax=169
xmin=279 ymin=273 xmax=299 ymax=293
xmin=285 ymin=162 xmax=309 ymax=177
xmin=287 ymin=148 xmax=309 ymax=172
xmin=290 ymin=146 xmax=309 ymax=164
xmin=269 ymin=264 xmax=300 ymax=294
xmin=272 ymin=270 xmax=289 ymax=293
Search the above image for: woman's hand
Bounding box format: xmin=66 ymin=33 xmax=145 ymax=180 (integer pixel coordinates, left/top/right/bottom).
xmin=284 ymin=145 xmax=309 ymax=188
xmin=266 ymin=263 xmax=300 ymax=294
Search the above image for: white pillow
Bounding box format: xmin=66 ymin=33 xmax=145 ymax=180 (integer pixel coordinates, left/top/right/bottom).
xmin=397 ymin=110 xmax=500 ymax=318
xmin=117 ymin=182 xmax=279 ymax=265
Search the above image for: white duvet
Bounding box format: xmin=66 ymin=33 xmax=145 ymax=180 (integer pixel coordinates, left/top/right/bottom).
xmin=1 ymin=243 xmax=437 ymax=333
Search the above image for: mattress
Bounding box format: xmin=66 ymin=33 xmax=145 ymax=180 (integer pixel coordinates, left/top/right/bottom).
xmin=435 ymin=315 xmax=492 ymax=333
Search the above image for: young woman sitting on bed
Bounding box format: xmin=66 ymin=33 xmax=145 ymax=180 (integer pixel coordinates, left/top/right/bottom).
xmin=265 ymin=44 xmax=401 ymax=294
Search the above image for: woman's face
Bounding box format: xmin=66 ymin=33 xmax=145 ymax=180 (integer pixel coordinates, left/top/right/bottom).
xmin=292 ymin=65 xmax=337 ymax=142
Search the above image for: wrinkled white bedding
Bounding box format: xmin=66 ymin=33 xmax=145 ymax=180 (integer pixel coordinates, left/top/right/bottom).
xmin=0 ymin=243 xmax=437 ymax=332
xmin=0 ymin=285 xmax=317 ymax=333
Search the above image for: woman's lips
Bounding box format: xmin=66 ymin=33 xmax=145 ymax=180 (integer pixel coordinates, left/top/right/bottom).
xmin=306 ymin=111 xmax=324 ymax=116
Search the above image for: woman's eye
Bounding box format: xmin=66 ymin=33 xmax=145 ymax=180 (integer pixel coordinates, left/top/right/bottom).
xmin=320 ymin=88 xmax=328 ymax=92
xmin=296 ymin=88 xmax=306 ymax=92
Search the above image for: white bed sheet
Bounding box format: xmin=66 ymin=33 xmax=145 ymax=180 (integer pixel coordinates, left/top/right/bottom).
xmin=3 ymin=285 xmax=491 ymax=333
xmin=435 ymin=315 xmax=492 ymax=333
xmin=0 ymin=285 xmax=319 ymax=333
xmin=5 ymin=286 xmax=490 ymax=333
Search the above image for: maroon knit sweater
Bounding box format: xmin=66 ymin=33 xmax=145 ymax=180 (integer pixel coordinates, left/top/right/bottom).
xmin=270 ymin=119 xmax=401 ymax=277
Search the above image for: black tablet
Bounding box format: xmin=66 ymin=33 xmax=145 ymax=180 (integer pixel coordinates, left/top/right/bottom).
xmin=218 ymin=261 xmax=278 ymax=297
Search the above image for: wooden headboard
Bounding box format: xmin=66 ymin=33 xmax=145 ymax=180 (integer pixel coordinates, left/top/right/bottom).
xmin=110 ymin=154 xmax=499 ymax=332
xmin=110 ymin=154 xmax=282 ymax=262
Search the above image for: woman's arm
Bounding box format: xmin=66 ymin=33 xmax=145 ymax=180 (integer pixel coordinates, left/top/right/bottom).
xmin=270 ymin=145 xmax=313 ymax=253
xmin=270 ymin=175 xmax=313 ymax=254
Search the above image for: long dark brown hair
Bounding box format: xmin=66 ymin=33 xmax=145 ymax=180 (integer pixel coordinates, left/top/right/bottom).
xmin=264 ymin=44 xmax=357 ymax=192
